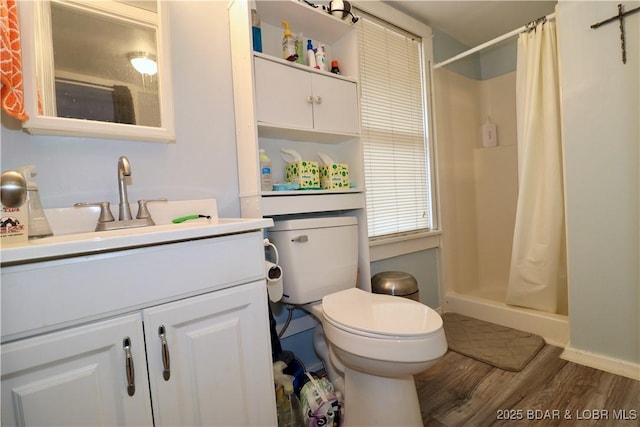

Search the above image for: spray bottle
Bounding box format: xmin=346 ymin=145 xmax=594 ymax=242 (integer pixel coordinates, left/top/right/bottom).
xmin=17 ymin=165 xmax=53 ymax=239
xmin=273 ymin=361 xmax=303 ymax=427
xmin=306 ymin=40 xmax=318 ymax=69
xmin=281 ymin=21 xmax=296 ymax=62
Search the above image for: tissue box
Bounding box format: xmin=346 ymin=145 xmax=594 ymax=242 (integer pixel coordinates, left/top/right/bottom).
xmin=285 ymin=161 xmax=320 ymax=189
xmin=320 ymin=163 xmax=350 ymax=189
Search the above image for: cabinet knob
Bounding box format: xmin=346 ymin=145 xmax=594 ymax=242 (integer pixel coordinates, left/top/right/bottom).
xmin=306 ymin=96 xmax=314 ymax=104
xmin=314 ymin=96 xmax=322 ymax=104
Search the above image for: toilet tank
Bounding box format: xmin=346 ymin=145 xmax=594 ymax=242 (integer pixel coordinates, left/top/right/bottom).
xmin=268 ymin=216 xmax=358 ymax=304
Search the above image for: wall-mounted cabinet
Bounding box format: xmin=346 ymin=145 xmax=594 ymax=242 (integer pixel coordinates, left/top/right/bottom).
xmin=228 ymin=0 xmax=371 ymax=289
xmin=255 ymin=55 xmax=360 ymax=135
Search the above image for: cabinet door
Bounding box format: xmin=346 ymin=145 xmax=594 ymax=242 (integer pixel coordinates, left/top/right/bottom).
xmin=1 ymin=314 xmax=152 ymax=427
xmin=311 ymin=73 xmax=360 ymax=134
xmin=144 ymin=281 xmax=277 ymax=426
xmin=255 ymin=57 xmax=313 ymax=129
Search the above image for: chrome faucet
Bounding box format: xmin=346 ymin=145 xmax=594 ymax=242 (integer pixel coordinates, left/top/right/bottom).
xmin=75 ymin=156 xmax=167 ymax=231
xmin=118 ymin=156 xmax=133 ymax=221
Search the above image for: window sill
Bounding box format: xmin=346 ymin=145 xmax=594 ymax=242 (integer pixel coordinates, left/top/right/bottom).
xmin=369 ymin=230 xmax=441 ymax=262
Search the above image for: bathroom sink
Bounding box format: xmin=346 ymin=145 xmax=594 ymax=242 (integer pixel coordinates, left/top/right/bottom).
xmin=0 ymin=199 xmax=273 ymax=265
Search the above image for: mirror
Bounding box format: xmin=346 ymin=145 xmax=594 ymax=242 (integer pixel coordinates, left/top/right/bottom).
xmin=19 ymin=1 xmax=175 ymax=142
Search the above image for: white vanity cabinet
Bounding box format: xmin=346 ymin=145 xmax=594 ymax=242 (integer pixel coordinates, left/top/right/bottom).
xmin=1 ymin=224 xmax=277 ymax=427
xmin=143 ymin=281 xmax=271 ymax=426
xmin=254 ymin=56 xmax=360 ymax=135
xmin=1 ymin=313 xmax=153 ymax=426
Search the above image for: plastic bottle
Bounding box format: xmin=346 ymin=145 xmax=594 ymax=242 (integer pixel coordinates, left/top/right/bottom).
xmin=259 ymin=149 xmax=273 ymax=191
xmin=294 ymin=33 xmax=305 ymax=65
xmin=17 ymin=165 xmax=53 ymax=239
xmin=306 ymin=40 xmax=318 ymax=69
xmin=278 ymin=375 xmax=304 ymax=427
xmin=281 ymin=21 xmax=296 ymax=62
xmin=330 ymin=60 xmax=341 ymax=74
xmin=273 ymin=361 xmax=287 ymax=425
xmin=251 ymin=8 xmax=262 ymax=52
xmin=315 ymin=44 xmax=326 ymax=71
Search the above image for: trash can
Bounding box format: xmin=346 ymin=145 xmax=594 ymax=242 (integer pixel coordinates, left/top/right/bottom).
xmin=371 ymin=271 xmax=419 ymax=302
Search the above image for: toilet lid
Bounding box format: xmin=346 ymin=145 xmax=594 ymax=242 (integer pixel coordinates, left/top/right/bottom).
xmin=322 ymin=288 xmax=442 ymax=337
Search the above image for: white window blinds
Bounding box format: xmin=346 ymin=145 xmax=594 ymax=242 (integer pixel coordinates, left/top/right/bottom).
xmin=357 ymin=14 xmax=432 ymax=239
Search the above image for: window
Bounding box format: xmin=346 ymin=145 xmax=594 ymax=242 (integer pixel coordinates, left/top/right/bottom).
xmin=357 ymin=13 xmax=433 ymax=240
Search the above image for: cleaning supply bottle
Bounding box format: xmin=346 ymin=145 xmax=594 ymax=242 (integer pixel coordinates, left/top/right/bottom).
xmin=295 ymin=33 xmax=305 ymax=65
xmin=251 ymin=8 xmax=262 ymax=52
xmin=273 ymin=361 xmax=287 ymax=425
xmin=281 ymin=21 xmax=296 ymax=62
xmin=315 ymin=44 xmax=326 ymax=71
xmin=306 ymin=40 xmax=318 ymax=69
xmin=278 ymin=375 xmax=303 ymax=427
xmin=259 ymin=149 xmax=273 ymax=191
xmin=17 ymin=165 xmax=53 ymax=239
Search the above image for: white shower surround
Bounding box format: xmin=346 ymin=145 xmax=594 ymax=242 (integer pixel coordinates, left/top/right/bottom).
xmin=434 ymin=66 xmax=569 ymax=346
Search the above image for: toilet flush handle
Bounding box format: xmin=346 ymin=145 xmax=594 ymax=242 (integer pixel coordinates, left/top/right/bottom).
xmin=291 ymin=235 xmax=308 ymax=243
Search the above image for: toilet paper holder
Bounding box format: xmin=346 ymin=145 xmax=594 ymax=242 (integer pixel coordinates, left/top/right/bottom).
xmin=263 ymin=238 xmax=283 ymax=302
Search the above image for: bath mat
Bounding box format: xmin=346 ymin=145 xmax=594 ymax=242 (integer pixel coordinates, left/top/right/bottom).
xmin=442 ymin=312 xmax=545 ymax=372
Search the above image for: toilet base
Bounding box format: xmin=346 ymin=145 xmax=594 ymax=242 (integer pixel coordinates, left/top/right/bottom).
xmin=342 ymin=365 xmax=422 ymax=427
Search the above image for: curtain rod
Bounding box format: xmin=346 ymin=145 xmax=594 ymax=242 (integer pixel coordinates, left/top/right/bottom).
xmin=433 ymin=12 xmax=556 ymax=69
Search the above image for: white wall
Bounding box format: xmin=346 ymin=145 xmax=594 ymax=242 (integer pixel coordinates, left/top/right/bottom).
xmin=1 ymin=1 xmax=241 ymax=217
xmin=558 ymin=1 xmax=639 ymax=366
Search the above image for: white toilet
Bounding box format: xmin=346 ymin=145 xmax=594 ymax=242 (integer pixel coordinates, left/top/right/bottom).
xmin=268 ymin=216 xmax=447 ymax=426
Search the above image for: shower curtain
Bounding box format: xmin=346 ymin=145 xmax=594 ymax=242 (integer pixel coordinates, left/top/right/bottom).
xmin=506 ymin=19 xmax=567 ymax=314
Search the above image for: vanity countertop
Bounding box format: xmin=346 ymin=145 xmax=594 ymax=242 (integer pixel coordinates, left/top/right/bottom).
xmin=0 ymin=199 xmax=273 ymax=265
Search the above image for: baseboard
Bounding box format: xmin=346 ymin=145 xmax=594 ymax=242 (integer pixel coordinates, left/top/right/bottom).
xmin=561 ymin=346 xmax=640 ymax=381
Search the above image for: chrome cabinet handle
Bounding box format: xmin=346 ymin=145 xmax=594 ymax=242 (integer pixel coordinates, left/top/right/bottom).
xmin=123 ymin=337 xmax=135 ymax=396
xmin=159 ymin=325 xmax=171 ymax=381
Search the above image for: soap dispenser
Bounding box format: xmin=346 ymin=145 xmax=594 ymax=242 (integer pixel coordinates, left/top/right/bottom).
xmin=17 ymin=165 xmax=53 ymax=239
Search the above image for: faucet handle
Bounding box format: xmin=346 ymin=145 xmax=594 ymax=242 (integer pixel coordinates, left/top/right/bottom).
xmin=136 ymin=198 xmax=168 ymax=220
xmin=74 ymin=202 xmax=115 ymax=223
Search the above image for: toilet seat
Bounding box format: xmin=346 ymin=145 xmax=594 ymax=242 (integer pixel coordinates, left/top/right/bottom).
xmin=322 ymin=288 xmax=442 ymax=339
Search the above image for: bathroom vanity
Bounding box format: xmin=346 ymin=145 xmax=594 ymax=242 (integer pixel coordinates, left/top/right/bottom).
xmin=0 ymin=200 xmax=276 ymax=426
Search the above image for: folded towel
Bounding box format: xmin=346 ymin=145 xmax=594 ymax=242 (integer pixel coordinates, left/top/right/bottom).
xmin=1 ymin=0 xmax=29 ymax=121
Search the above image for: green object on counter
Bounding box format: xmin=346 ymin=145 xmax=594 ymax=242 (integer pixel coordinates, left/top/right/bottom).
xmin=172 ymin=214 xmax=211 ymax=224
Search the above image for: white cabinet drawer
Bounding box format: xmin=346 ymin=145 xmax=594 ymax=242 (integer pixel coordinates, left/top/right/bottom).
xmin=1 ymin=231 xmax=264 ymax=341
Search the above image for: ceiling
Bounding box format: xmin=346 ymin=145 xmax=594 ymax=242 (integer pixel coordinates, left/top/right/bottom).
xmin=383 ymin=0 xmax=557 ymax=46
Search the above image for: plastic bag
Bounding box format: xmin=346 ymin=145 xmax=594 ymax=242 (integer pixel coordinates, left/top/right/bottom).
xmin=299 ymin=373 xmax=341 ymax=427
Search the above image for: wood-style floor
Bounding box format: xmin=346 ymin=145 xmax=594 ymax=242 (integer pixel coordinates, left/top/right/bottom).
xmin=415 ymin=345 xmax=639 ymax=426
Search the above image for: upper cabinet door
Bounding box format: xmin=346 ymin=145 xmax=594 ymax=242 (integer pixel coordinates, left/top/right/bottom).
xmin=254 ymin=56 xmax=360 ymax=136
xmin=143 ymin=282 xmax=277 ymax=427
xmin=311 ymin=73 xmax=360 ymax=134
xmin=254 ymin=57 xmax=313 ymax=130
xmin=1 ymin=314 xmax=152 ymax=427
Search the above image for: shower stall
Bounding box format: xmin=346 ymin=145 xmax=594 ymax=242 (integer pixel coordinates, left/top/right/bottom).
xmin=433 ymin=18 xmax=569 ymax=346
